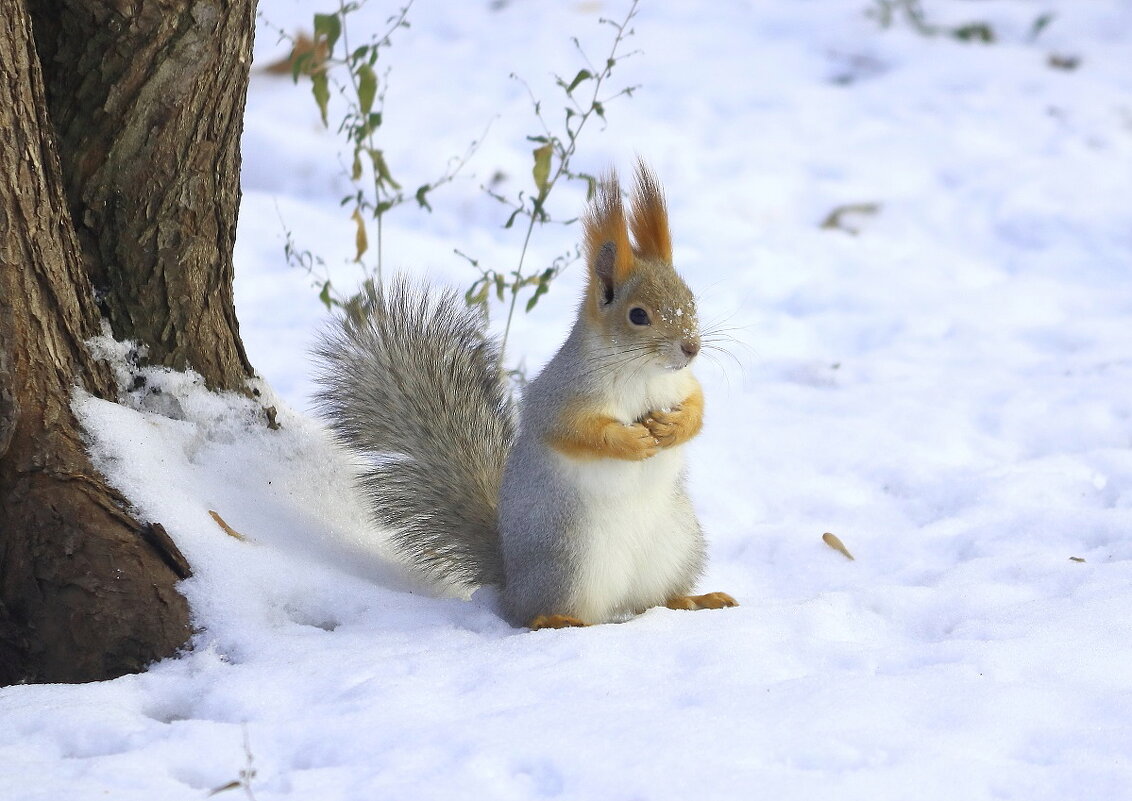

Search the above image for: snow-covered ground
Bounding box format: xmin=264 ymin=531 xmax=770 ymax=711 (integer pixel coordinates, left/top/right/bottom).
xmin=3 ymin=1 xmax=1131 ymax=798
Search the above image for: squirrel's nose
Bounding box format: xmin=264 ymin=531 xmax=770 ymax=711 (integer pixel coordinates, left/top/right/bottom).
xmin=681 ymin=340 xmax=700 ymax=359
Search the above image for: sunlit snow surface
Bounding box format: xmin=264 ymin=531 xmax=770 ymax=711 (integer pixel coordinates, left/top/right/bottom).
xmin=3 ymin=1 xmax=1131 ymax=798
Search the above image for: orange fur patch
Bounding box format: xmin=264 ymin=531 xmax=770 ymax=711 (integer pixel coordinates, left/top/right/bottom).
xmin=547 ymin=403 xmax=661 ymax=462
xmin=629 ymin=160 xmax=672 ymax=264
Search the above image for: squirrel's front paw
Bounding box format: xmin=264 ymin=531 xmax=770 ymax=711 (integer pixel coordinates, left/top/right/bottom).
xmin=615 ymin=422 xmax=662 ymax=460
xmin=643 ymin=406 xmax=684 ymax=447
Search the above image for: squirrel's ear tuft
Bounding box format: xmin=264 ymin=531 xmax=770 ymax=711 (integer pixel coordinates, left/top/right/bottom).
xmin=629 ymin=160 xmax=672 ymax=264
xmin=584 ymin=172 xmax=634 ymax=295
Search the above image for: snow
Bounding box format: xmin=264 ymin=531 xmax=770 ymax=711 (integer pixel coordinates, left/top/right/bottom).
xmin=3 ymin=0 xmax=1132 ymax=798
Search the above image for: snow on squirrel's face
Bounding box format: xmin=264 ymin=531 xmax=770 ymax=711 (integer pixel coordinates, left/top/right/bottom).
xmin=598 ymin=261 xmax=701 ymax=372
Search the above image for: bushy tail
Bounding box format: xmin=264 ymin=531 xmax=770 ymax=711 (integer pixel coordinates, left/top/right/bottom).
xmin=313 ymin=278 xmax=515 ymax=588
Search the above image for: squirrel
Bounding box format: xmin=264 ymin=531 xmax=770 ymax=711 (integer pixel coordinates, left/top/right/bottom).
xmin=314 ymin=161 xmax=737 ymax=629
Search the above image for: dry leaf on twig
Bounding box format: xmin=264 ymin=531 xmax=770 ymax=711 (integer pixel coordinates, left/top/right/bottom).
xmin=260 ymin=32 xmax=329 ymax=77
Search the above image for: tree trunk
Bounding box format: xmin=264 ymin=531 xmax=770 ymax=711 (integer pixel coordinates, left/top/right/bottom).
xmin=29 ymin=0 xmax=257 ymax=391
xmin=0 ymin=0 xmax=193 ymax=684
xmin=0 ymin=0 xmax=257 ymax=684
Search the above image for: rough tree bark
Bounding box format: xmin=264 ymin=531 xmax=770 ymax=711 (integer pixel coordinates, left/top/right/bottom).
xmin=0 ymin=0 xmax=257 ymax=684
xmin=30 ymin=0 xmax=257 ymax=390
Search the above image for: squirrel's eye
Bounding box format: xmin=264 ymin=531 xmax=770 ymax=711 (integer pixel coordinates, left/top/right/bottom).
xmin=628 ymin=307 xmax=650 ymax=326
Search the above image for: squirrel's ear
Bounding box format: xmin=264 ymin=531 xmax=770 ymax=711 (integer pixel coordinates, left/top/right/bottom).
xmin=593 ymin=242 xmax=617 ymax=303
xmin=584 ymin=172 xmax=634 ymax=300
xmin=629 ymin=160 xmax=672 ymax=264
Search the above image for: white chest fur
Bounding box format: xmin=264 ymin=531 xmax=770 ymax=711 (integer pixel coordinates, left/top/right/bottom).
xmin=554 ymin=366 xmax=701 ymax=622
xmin=601 ymin=362 xmax=696 ymax=423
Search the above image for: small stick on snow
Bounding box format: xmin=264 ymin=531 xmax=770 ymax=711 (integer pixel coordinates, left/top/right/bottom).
xmin=819 ymin=202 xmax=880 ymax=236
xmin=822 ymin=532 xmax=854 ymax=561
xmin=209 ymin=510 xmax=248 ymax=542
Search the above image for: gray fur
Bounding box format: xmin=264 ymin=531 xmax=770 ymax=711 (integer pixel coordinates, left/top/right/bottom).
xmin=497 ymin=324 xmax=588 ymax=621
xmin=312 ymin=279 xmax=514 ymax=588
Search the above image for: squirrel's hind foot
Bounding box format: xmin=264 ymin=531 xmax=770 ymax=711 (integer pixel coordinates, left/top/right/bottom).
xmin=528 ymin=614 xmax=588 ymax=630
xmin=665 ymin=592 xmax=738 ymax=611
